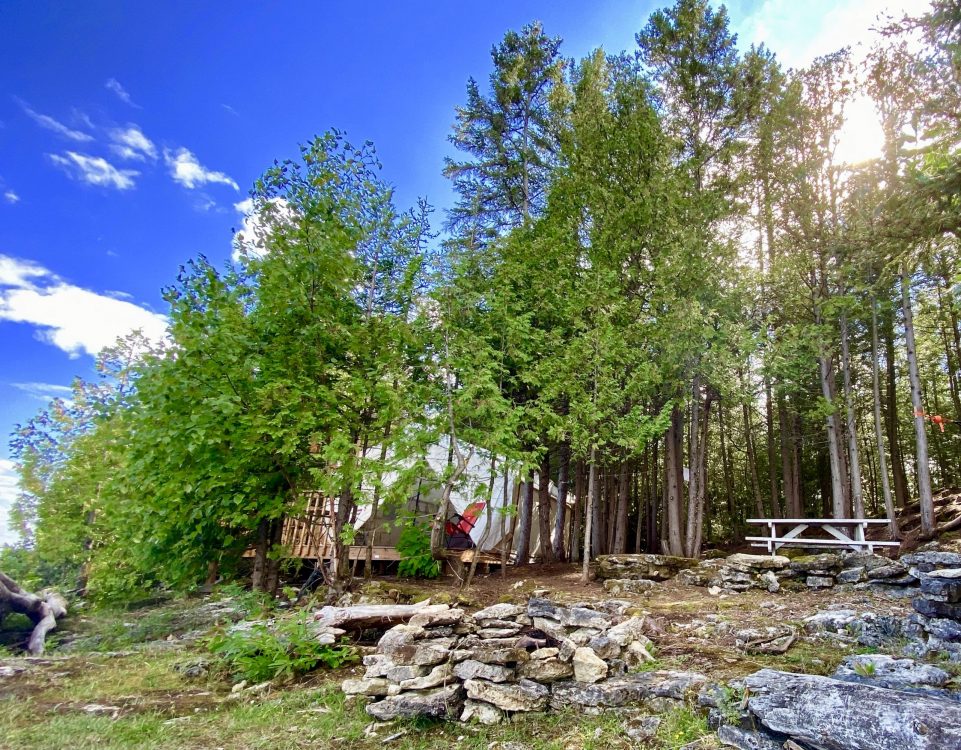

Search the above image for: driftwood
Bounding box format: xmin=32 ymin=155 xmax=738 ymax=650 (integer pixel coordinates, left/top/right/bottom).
xmin=0 ymin=572 xmax=67 ymax=656
xmin=313 ymin=600 xmax=433 ymax=630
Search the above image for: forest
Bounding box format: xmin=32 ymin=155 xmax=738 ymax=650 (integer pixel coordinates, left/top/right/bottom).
xmin=4 ymin=0 xmax=961 ymax=602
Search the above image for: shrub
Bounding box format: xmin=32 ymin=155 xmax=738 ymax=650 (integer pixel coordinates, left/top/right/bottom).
xmin=208 ymin=612 xmax=357 ymax=683
xmin=396 ymin=523 xmax=441 ymax=579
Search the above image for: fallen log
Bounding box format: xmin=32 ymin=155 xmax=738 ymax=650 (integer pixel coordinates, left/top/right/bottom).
xmin=743 ymin=668 xmax=961 ymax=750
xmin=312 ymin=600 xmax=434 ymax=630
xmin=0 ymin=571 xmax=67 ymax=656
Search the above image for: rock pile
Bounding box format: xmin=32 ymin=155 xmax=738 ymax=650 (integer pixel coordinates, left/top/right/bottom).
xmin=344 ymin=597 xmax=706 ymax=724
xmin=904 ymin=550 xmax=961 ymax=661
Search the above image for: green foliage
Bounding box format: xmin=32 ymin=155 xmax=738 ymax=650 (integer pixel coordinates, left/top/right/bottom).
xmin=853 ymin=660 xmax=878 ymax=677
xmin=655 ymin=703 xmax=712 ymax=749
xmin=208 ymin=613 xmax=357 ymax=683
xmin=396 ymin=522 xmax=441 ymax=579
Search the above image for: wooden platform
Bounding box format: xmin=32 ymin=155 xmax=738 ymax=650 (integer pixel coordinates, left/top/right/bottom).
xmin=243 ymin=544 xmax=401 ymax=561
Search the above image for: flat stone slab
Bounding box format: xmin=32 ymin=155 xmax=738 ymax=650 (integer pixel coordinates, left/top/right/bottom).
xmin=744 ymin=668 xmax=961 ymax=750
xmin=550 ymin=670 xmax=707 ymax=709
xmin=596 ymin=554 xmax=699 ymax=581
xmin=366 ymin=683 xmax=463 ymax=721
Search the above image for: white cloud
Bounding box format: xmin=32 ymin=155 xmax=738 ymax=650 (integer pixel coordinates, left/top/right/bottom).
xmin=0 ymin=254 xmax=168 ymax=358
xmin=105 ymin=78 xmax=140 ymax=108
xmin=16 ymin=98 xmax=94 ymax=142
xmin=49 ymin=151 xmax=139 ymax=190
xmin=11 ymin=381 xmax=74 ymax=403
xmin=164 ymin=147 xmax=239 ymax=190
xmin=0 ymin=458 xmax=21 ymax=547
xmin=109 ymin=124 xmax=156 ymax=161
xmin=731 ymin=0 xmax=919 ymax=70
xmin=4 ymin=190 xmax=19 ymax=204
xmin=232 ymin=197 xmax=296 ymax=261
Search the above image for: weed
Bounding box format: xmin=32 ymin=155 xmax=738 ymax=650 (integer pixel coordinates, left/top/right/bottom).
xmin=853 ymin=660 xmax=877 ymax=677
xmin=655 ymin=703 xmax=712 ymax=749
xmin=208 ymin=613 xmax=357 ymax=683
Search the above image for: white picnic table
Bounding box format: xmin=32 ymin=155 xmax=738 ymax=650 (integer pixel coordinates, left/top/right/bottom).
xmin=746 ymin=518 xmax=900 ymax=555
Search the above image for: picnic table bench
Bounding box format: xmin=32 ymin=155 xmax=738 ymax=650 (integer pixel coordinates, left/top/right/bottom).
xmin=746 ymin=518 xmax=900 ymax=555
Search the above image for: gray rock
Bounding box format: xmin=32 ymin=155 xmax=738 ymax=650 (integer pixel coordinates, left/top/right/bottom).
xmin=803 ymin=609 xmax=858 ymax=633
xmin=744 ymin=668 xmax=961 ymax=750
xmin=924 ymin=617 xmax=961 ymax=642
xmin=550 ymin=671 xmax=707 ymax=710
xmin=759 ymin=571 xmax=780 ymax=593
xmin=385 ymin=664 xmax=427 ymax=682
xmin=464 ymin=677 xmax=549 ymax=712
xmin=517 ymin=656 xmax=574 ymax=683
xmin=572 ymin=646 xmax=608 ymax=683
xmin=805 ymin=575 xmax=835 ymax=589
xmin=920 ymin=576 xmax=961 ymax=602
xmin=842 ymin=552 xmax=892 ymax=571
xmin=408 ymin=606 xmax=466 ymax=628
xmin=913 ymin=597 xmax=961 ymax=620
xmin=623 ymin=714 xmax=662 ymax=742
xmin=473 ymin=603 xmax=526 ymax=621
xmin=837 ymin=567 xmax=867 ymax=584
xmin=366 ymin=683 xmax=463 ymax=721
xmin=529 ymin=647 xmax=558 ymax=659
xmin=833 ymin=654 xmax=950 ymax=690
xmin=460 ymin=699 xmax=504 ymax=725
xmin=466 ymin=646 xmax=529 ymax=666
xmin=790 ymin=553 xmax=842 ymax=572
xmin=398 ymin=662 xmax=454 ymax=690
xmin=725 ymin=553 xmax=791 ymax=572
xmin=928 ymin=567 xmax=961 ymax=579
xmin=595 ymin=553 xmax=699 ymax=581
xmin=901 ymin=551 xmax=961 ymax=571
xmin=342 ymin=677 xmax=391 ymax=696
xmin=603 ymin=578 xmax=659 ymax=595
xmin=735 ymin=626 xmax=796 ymax=654
xmin=587 ymin=635 xmax=620 ymax=660
xmin=606 ymin=616 xmax=650 ymax=647
xmin=717 ymin=724 xmax=785 ymax=750
xmin=454 ymin=659 xmax=514 ymax=683
xmin=868 ymin=562 xmax=908 ymax=580
xmin=558 ymin=638 xmax=576 ymax=662
xmin=568 ymin=627 xmax=604 ymax=646
xmin=477 ymin=626 xmax=524 ymax=639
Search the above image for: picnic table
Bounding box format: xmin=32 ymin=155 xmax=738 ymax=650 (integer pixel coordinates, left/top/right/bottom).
xmin=746 ymin=518 xmax=900 ymax=555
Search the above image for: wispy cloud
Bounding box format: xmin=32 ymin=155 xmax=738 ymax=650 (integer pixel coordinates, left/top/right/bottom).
xmin=105 ymin=78 xmax=140 ymax=108
xmin=221 ymin=104 xmax=240 ymax=117
xmin=16 ymin=97 xmax=93 ymax=142
xmin=49 ymin=151 xmax=139 ymax=190
xmin=4 ymin=190 xmax=19 ymax=204
xmin=109 ymin=124 xmax=157 ymax=161
xmin=0 ymin=254 xmax=168 ymax=358
xmin=10 ymin=381 xmax=74 ymax=403
xmin=0 ymin=458 xmax=21 ymax=547
xmin=233 ymin=197 xmax=296 ymax=261
xmin=164 ymin=147 xmax=239 ymax=190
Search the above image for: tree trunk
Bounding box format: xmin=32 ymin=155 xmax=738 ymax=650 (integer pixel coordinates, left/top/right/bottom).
xmin=581 ymin=449 xmax=597 ymax=583
xmin=665 ymin=405 xmax=685 ymax=556
xmin=552 ymin=443 xmax=570 ymax=561
xmin=818 ymin=340 xmax=847 ymax=518
xmin=685 ymin=379 xmax=712 ymax=558
xmin=570 ymin=460 xmax=585 ymax=564
xmin=883 ymin=305 xmax=911 ymax=509
xmin=778 ymin=394 xmax=802 ymax=517
xmin=537 ymin=451 xmax=553 ymax=564
xmin=251 ymin=518 xmax=270 ymax=592
xmin=743 ymin=399 xmax=765 ymax=518
xmin=902 ymin=268 xmax=935 ymax=537
xmin=765 ymin=376 xmax=782 ymax=516
xmin=0 ymin=572 xmax=67 ymax=656
xmin=840 ymin=311 xmax=865 ymax=518
xmin=872 ymin=300 xmax=900 ymax=538
xmin=613 ymin=460 xmax=631 ymax=553
xmin=515 ymin=473 xmax=534 ymax=566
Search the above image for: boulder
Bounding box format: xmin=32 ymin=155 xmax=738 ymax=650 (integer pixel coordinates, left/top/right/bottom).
xmin=743 ymin=668 xmax=961 ymax=750
xmin=463 ymin=677 xmax=549 ymax=712
xmin=572 ymin=647 xmax=608 ymax=684
xmin=596 ymin=553 xmax=699 ymax=581
xmin=366 ymin=683 xmax=464 ymax=721
xmin=920 ymin=575 xmax=961 ymax=603
xmin=724 ymin=554 xmax=791 ymax=572
xmin=924 ymin=617 xmax=961 ymax=642
xmin=789 ymin=553 xmax=841 ymax=573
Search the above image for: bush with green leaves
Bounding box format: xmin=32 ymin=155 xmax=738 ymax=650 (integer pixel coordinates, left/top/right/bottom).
xmin=396 ymin=522 xmax=441 ymax=579
xmin=208 ymin=612 xmax=357 ymax=683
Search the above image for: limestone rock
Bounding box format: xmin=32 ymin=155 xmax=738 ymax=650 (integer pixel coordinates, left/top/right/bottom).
xmin=572 ymin=647 xmax=608 ymax=683
xmin=464 ymin=677 xmax=549 ymax=712
xmin=366 ymin=683 xmax=463 ymax=721
xmin=460 ymin=699 xmax=504 ymax=725
xmin=924 ymin=617 xmax=961 ymax=642
xmin=587 ymin=635 xmax=620 ymax=660
xmin=725 ymin=554 xmax=791 ymax=572
xmin=606 ymin=616 xmax=649 ymax=647
xmin=473 ymin=603 xmax=526 ymax=621
xmin=803 ymin=609 xmax=858 ymax=633
xmin=913 ymin=597 xmax=961 ymax=620
xmin=868 ymin=562 xmax=907 ymax=580
xmin=716 ymin=724 xmax=785 ymax=750
xmin=759 ymin=571 xmax=780 ymax=593
xmin=837 ymin=567 xmax=867 ymax=584
xmin=454 ymin=659 xmax=514 ymax=683
xmin=342 ymin=677 xmax=391 ymax=696
xmin=517 ymin=656 xmax=574 ymax=683
xmin=596 ymin=553 xmax=699 ymax=581
xmin=833 ymin=654 xmax=950 ymax=690
xmin=622 ymin=714 xmax=662 ymax=742
xmin=399 ymin=662 xmax=454 ymax=690
xmin=790 ymin=553 xmax=841 ymax=573
xmin=602 ymin=576 xmax=656 ymax=595
xmin=530 ymin=647 xmax=559 ymax=660
xmin=901 ymin=550 xmax=961 ymax=572
xmin=408 ymin=605 xmax=465 ymax=628
xmin=467 ymin=646 xmax=530 ymax=666
xmin=805 ymin=575 xmax=835 ymax=589
xmin=920 ymin=575 xmax=961 ymax=603
xmin=550 ymin=671 xmax=707 ymax=710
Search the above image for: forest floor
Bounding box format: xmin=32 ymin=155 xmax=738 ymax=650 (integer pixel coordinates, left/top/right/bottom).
xmin=0 ymin=565 xmax=946 ymax=750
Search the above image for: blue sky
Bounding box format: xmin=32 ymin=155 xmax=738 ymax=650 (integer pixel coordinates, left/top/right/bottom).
xmin=0 ymin=0 xmax=919 ymax=544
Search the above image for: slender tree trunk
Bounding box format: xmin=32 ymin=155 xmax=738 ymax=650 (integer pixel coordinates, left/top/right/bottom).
xmin=593 ymin=465 xmax=605 ymax=557
xmin=883 ymin=306 xmax=911 ymax=508
xmin=840 ymin=311 xmax=865 ymax=518
xmin=571 ymin=460 xmax=585 ymax=564
xmin=872 ymin=300 xmax=900 ymax=538
xmin=581 ymin=450 xmax=597 ymax=583
xmin=251 ymin=518 xmax=270 ymax=592
xmin=685 ymin=379 xmax=712 ymax=558
xmin=537 ymin=451 xmax=553 ymax=563
xmin=613 ymin=460 xmax=630 ymax=553
xmin=765 ymin=377 xmax=781 ymax=516
xmin=647 ymin=440 xmax=659 ymax=552
xmin=743 ymin=400 xmax=765 ymax=518
xmin=778 ymin=394 xmax=801 ymax=517
xmin=665 ymin=405 xmax=685 ymax=556
xmin=902 ymin=268 xmax=935 ymax=536
xmin=718 ymin=405 xmax=736 ymax=527
xmin=817 ymin=315 xmax=847 ymax=518
xmin=552 ymin=443 xmax=569 ymax=561
xmin=515 ymin=474 xmax=534 ymax=566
